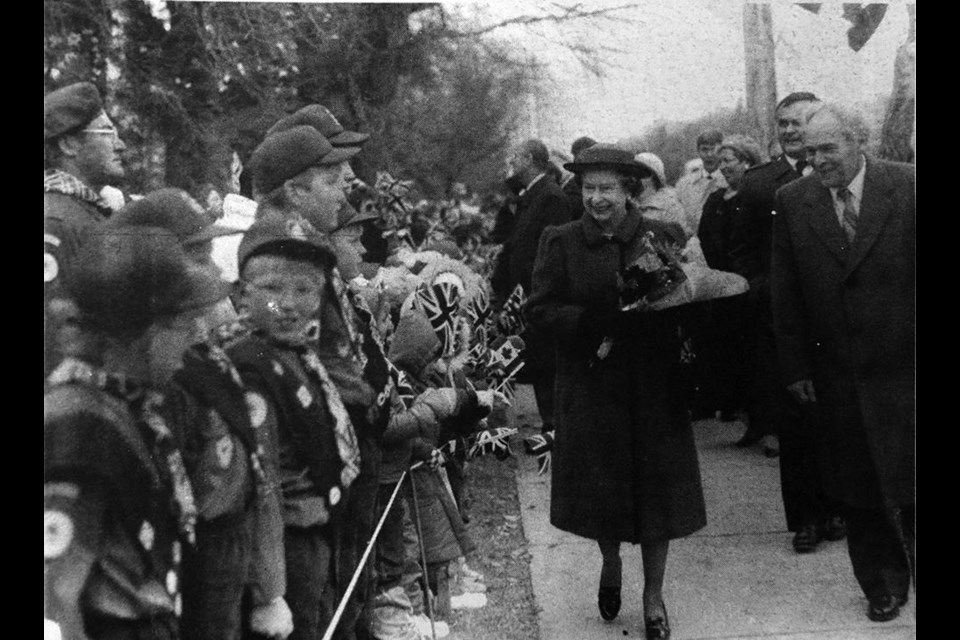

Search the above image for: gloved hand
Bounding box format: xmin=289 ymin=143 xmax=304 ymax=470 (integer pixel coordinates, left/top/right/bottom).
xmin=250 ymin=597 xmax=294 ymax=639
xmin=577 ymin=304 xmax=624 ymax=343
xmin=476 ymin=389 xmax=511 ymax=411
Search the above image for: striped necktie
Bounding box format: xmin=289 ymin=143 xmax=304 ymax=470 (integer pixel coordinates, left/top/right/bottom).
xmin=837 ymin=186 xmax=858 ymax=242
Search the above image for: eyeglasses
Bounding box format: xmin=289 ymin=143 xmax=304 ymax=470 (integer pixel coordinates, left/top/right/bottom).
xmin=81 ymin=127 xmax=120 ymax=137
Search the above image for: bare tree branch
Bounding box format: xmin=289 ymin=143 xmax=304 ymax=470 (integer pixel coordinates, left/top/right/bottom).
xmin=447 ymin=3 xmax=639 ymax=39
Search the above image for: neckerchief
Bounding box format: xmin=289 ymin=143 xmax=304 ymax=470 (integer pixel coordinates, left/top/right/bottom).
xmin=299 ymin=348 xmax=362 ymax=488
xmin=180 ymin=341 xmax=271 ymax=500
xmin=43 ymin=169 xmax=112 ymax=217
xmin=48 ymin=358 xmax=198 ymax=545
xmin=330 ymin=269 xmax=368 ymax=370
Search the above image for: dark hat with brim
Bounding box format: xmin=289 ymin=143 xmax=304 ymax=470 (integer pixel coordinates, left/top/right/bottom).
xmin=44 ymin=82 xmax=104 ymax=140
xmin=113 ymin=188 xmax=244 ymax=248
xmin=563 ymin=143 xmax=650 ymax=178
xmin=65 ymin=226 xmax=230 ymax=336
xmin=250 ymin=125 xmax=360 ymax=194
xmin=267 ymin=104 xmax=371 ymax=147
xmin=237 ymin=213 xmax=338 ymax=274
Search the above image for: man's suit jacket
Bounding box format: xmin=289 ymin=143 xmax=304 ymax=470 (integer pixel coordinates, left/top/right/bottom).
xmin=731 ymin=156 xmax=803 ymax=308
xmin=490 ymin=175 xmax=570 ymax=302
xmin=770 ymin=157 xmax=915 ymax=508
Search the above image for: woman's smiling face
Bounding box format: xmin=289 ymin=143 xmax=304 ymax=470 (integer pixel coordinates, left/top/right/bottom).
xmin=582 ymin=168 xmax=630 ymax=230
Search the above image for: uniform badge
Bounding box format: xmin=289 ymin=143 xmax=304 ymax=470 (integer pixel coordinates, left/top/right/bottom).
xmin=328 ymin=486 xmax=341 ymax=506
xmin=245 ymin=392 xmax=268 ymax=428
xmin=272 ymin=361 xmax=285 ymax=376
xmin=215 ymin=436 xmax=234 ymax=469
xmin=44 ymin=510 xmax=74 ymax=559
xmin=166 ymin=569 xmax=178 ymax=596
xmin=296 ymin=385 xmax=313 ymax=408
xmin=139 ymin=521 xmax=155 ymax=551
xmin=44 ymin=253 xmax=59 ymax=283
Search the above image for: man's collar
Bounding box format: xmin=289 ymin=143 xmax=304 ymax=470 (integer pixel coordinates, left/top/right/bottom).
xmin=831 ymin=154 xmax=867 ymax=201
xmin=519 ymin=172 xmax=547 ymax=196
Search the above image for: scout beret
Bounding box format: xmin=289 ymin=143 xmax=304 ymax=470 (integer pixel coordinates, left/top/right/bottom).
xmin=267 ymin=104 xmax=370 ymax=147
xmin=44 ymin=82 xmax=104 ymax=141
xmin=237 ymin=213 xmax=338 ymax=274
xmin=64 ymin=226 xmax=230 ymax=337
xmin=248 ymin=125 xmax=360 ymax=195
xmin=113 ymin=188 xmax=243 ymax=247
xmin=563 ymin=143 xmax=649 ymax=178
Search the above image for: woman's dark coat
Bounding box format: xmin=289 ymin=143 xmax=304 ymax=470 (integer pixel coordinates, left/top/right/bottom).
xmin=526 ymin=208 xmax=707 ymax=543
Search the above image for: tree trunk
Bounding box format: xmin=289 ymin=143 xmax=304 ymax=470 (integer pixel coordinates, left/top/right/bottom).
xmin=879 ymin=5 xmax=915 ymax=163
xmin=743 ymin=4 xmax=777 ymax=154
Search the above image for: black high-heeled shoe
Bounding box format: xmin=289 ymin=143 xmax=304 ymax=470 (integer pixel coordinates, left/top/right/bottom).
xmin=644 ymin=602 xmax=670 ymax=639
xmin=597 ymin=586 xmax=621 ymax=621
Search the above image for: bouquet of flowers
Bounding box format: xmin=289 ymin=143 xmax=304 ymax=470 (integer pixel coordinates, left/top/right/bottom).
xmin=618 ymin=231 xmax=688 ymax=311
xmin=618 ymin=233 xmax=749 ymax=313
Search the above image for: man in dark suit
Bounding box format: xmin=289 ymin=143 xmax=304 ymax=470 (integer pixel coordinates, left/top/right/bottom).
xmin=732 ymin=91 xmax=847 ymax=555
xmin=771 ymin=103 xmax=915 ymax=623
xmin=492 ymin=139 xmax=571 ymax=434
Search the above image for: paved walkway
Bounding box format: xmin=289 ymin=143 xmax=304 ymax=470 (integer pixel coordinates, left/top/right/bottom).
xmin=509 ymin=385 xmax=916 ymax=640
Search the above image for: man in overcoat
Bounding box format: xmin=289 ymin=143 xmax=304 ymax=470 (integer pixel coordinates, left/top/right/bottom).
xmin=771 ymin=103 xmax=915 ymax=623
xmin=732 ymin=91 xmax=846 ymax=553
xmin=491 ymin=139 xmax=570 ymax=434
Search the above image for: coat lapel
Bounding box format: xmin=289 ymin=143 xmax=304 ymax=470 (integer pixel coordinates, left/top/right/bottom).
xmin=801 ymin=178 xmax=848 ymax=263
xmin=843 ymin=159 xmax=896 ymax=277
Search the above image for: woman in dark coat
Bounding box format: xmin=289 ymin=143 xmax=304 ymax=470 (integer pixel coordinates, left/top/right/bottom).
xmin=695 ymin=135 xmax=762 ymax=424
xmin=526 ymin=144 xmax=706 ymax=640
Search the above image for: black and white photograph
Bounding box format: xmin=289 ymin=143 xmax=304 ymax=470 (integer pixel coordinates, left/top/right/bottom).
xmin=44 ymin=1 xmax=916 ymax=639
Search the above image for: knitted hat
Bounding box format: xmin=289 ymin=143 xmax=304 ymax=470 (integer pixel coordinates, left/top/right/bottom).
xmin=633 ymin=152 xmax=667 ymax=187
xmin=719 ymin=134 xmax=763 ymax=167
xmin=44 ymin=82 xmax=104 ymax=140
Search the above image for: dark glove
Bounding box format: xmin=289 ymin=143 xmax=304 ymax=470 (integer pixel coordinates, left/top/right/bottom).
xmin=577 ymin=304 xmax=623 ymax=343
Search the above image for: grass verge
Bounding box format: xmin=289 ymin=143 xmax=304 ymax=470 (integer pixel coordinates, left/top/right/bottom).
xmin=446 ymin=452 xmax=539 ymax=640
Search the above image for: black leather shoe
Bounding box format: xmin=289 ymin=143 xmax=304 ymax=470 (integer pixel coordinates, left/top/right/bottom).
xmin=644 ymin=604 xmax=671 ymax=639
xmin=598 ymin=586 xmax=621 ymax=621
xmin=867 ymin=594 xmax=907 ymax=622
xmin=821 ymin=515 xmax=847 ymax=541
xmin=792 ymin=524 xmax=820 ymax=553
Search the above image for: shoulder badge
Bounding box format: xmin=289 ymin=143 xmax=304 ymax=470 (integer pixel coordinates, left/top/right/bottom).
xmin=44 ymin=509 xmax=74 ymax=559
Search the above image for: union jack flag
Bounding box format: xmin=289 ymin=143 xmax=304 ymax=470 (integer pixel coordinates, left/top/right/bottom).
xmin=496 ymin=283 xmax=526 ymax=337
xmin=413 ymin=281 xmax=462 ymax=357
xmin=386 ymin=360 xmax=417 ymax=411
xmin=466 ymin=288 xmax=493 ymax=365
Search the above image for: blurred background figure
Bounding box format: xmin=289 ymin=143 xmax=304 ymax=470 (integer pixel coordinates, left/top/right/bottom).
xmin=633 ymin=151 xmax=690 ymax=237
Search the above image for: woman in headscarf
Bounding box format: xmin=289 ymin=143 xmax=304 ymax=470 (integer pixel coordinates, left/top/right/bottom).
xmin=632 ymin=151 xmax=692 ymax=238
xmin=527 ymin=144 xmax=707 ymax=640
